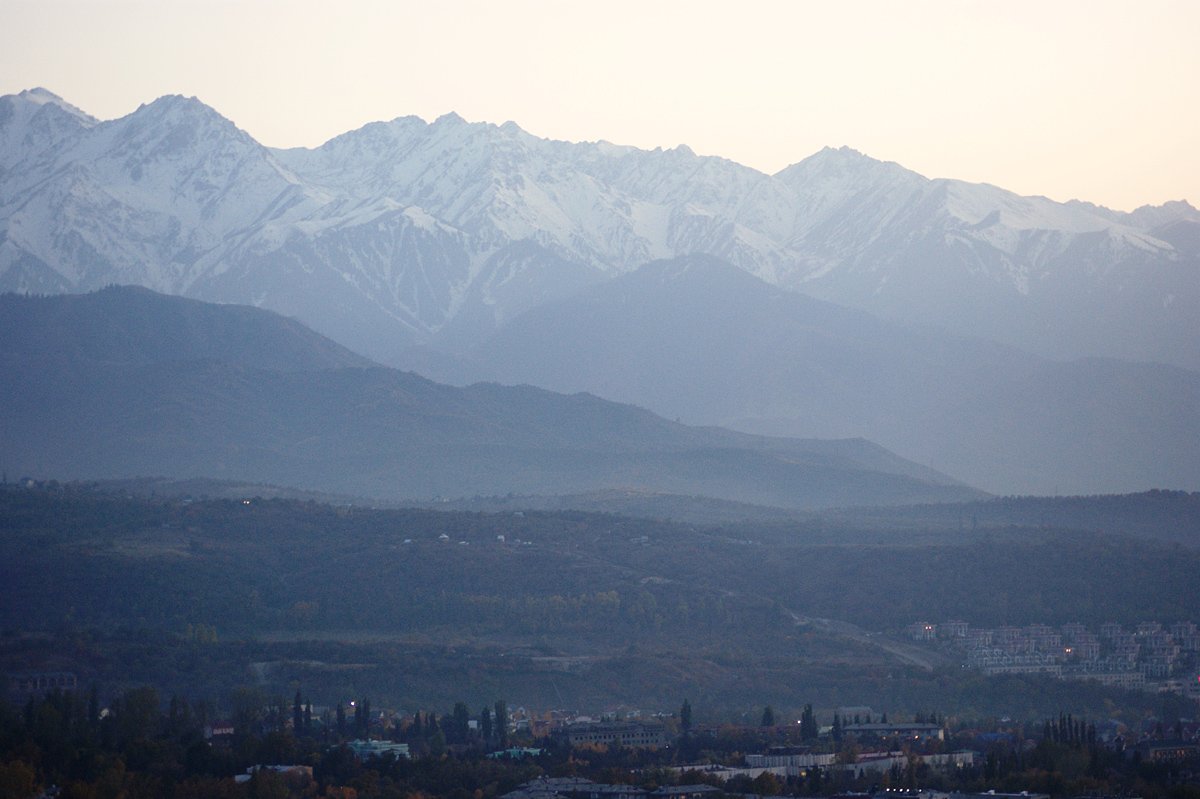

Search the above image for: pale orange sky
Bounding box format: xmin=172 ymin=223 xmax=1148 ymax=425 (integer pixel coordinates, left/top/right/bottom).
xmin=2 ymin=0 xmax=1196 ymax=211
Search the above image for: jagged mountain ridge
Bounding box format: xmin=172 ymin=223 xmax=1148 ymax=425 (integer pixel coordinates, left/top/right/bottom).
xmin=0 ymin=287 xmax=981 ymax=508
xmin=1 ymin=88 xmax=1196 ymax=367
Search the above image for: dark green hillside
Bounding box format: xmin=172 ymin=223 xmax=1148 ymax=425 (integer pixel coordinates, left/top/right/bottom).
xmin=4 ymin=484 xmax=1198 ymax=635
xmin=829 ymin=489 xmax=1200 ymax=546
xmin=0 ymin=285 xmax=373 ymax=371
xmin=0 ymin=287 xmax=980 ymax=509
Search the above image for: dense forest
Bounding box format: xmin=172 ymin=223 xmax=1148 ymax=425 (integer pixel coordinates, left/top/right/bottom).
xmin=3 ymin=483 xmax=1199 ymax=634
xmin=2 ymin=482 xmax=1199 ymax=721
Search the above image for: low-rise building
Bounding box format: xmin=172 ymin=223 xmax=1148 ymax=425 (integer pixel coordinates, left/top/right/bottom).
xmin=841 ymin=723 xmax=945 ymax=742
xmin=1136 ymin=740 xmax=1200 ymax=761
xmin=940 ymin=621 xmax=969 ymax=639
xmin=563 ymin=722 xmax=669 ymax=749
xmin=908 ymin=623 xmax=937 ymax=641
xmin=746 ymin=752 xmax=835 ymax=769
xmin=6 ymin=671 xmax=78 ymax=698
xmin=345 ymin=739 xmax=410 ymax=759
xmin=234 ymin=765 xmax=313 ymax=785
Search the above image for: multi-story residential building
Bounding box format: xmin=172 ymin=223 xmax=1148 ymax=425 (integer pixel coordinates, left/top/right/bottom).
xmin=908 ymin=622 xmax=937 ymax=641
xmin=562 ymin=722 xmax=669 ymax=749
xmin=1061 ymin=623 xmax=1088 ymax=641
xmin=940 ymin=620 xmax=969 ymax=639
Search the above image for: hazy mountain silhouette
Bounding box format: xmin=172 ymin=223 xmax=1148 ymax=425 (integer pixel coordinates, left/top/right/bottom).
xmin=454 ymin=255 xmax=1200 ymax=494
xmin=0 ymin=287 xmax=982 ymax=508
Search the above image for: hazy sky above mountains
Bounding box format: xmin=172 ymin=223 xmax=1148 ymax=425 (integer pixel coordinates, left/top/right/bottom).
xmin=2 ymin=0 xmax=1196 ymax=211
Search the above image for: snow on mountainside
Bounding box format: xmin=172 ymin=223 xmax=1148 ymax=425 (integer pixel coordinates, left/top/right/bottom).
xmin=775 ymin=146 xmax=1173 ymax=289
xmin=0 ymin=89 xmax=1196 ymax=367
xmin=0 ymin=91 xmax=321 ymax=297
xmin=0 ymin=88 xmax=96 ymax=173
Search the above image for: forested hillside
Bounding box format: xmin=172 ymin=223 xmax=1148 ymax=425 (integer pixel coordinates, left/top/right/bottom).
xmin=2 ymin=483 xmax=1198 ymax=718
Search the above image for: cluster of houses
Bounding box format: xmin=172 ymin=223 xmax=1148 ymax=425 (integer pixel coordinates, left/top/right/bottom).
xmin=503 ymin=776 xmax=722 ymax=799
xmin=907 ymin=620 xmax=1200 ymax=696
xmin=508 ymin=706 xmax=669 ymax=739
xmin=827 ymin=792 xmax=1049 ymax=799
xmin=503 ymin=786 xmax=1061 ymax=799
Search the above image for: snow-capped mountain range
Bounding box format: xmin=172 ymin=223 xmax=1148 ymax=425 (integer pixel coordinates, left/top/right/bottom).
xmin=1 ymin=87 xmax=1197 ymax=368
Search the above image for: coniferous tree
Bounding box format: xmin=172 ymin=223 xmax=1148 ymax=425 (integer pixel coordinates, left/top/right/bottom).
xmin=801 ymin=704 xmax=818 ymax=741
xmin=761 ymin=706 xmax=775 ymax=727
xmin=680 ymin=699 xmax=693 ymax=733
xmin=88 ymin=685 xmax=100 ymax=728
xmin=452 ymin=702 xmax=470 ymax=744
xmin=494 ymin=701 xmax=508 ymax=748
xmin=481 ymin=707 xmax=493 ymax=744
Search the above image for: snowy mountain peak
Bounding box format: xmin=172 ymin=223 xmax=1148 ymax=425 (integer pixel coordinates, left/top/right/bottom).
xmin=1 ymin=89 xmax=1195 ymax=372
xmin=819 ymin=144 xmax=868 ymax=159
xmin=8 ymin=87 xmax=95 ymax=123
xmin=106 ymin=94 xmax=275 ymax=173
xmin=1127 ymin=199 xmax=1200 ymax=229
xmin=133 ymin=94 xmax=231 ymax=127
xmin=0 ymin=88 xmax=96 ymax=173
xmin=433 ymin=111 xmax=467 ymax=126
xmin=777 ymin=145 xmax=914 ymax=184
xmin=18 ymin=87 xmax=61 ymax=103
xmin=1 ymin=87 xmax=96 ymax=132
